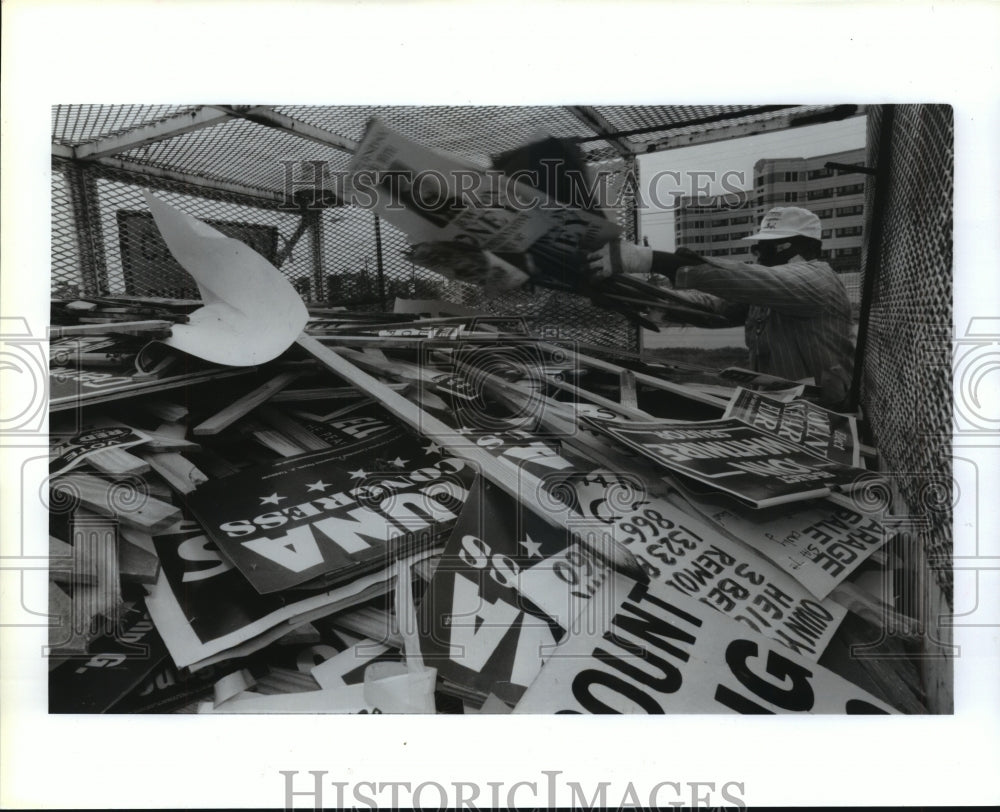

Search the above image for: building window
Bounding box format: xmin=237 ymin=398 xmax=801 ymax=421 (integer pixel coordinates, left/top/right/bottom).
xmin=784 ymin=171 xmax=799 ymax=182
xmin=835 ymin=226 xmax=863 ymax=238
xmin=784 ymin=192 xmax=798 ymax=202
xmin=835 ymin=184 xmax=865 ymax=196
xmin=822 ymin=229 xmax=832 ymax=239
xmin=807 ymin=188 xmax=834 ymax=200
xmin=836 ymin=204 xmax=864 ymax=217
xmin=808 ymin=167 xmax=832 ymax=180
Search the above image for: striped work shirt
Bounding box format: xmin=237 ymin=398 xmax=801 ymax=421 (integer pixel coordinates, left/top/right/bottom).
xmin=674 ymin=255 xmax=855 ymax=388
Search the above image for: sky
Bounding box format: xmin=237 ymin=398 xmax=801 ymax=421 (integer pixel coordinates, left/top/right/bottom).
xmin=636 ymin=116 xmax=867 ymax=250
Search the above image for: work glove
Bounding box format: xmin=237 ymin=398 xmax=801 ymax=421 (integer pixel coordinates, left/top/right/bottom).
xmin=584 ymin=240 xmax=654 ymax=281
xmin=818 ymin=364 xmax=852 ymax=411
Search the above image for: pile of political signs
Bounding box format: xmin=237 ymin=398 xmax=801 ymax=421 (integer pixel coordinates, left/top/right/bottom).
xmin=47 ymin=296 xmax=926 ymax=715
xmin=45 ymin=119 xmax=927 ymax=715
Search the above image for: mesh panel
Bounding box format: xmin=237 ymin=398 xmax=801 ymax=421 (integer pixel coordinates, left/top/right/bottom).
xmin=51 ymin=162 xmax=84 ymax=298
xmin=861 ymin=105 xmax=953 ymax=603
xmin=594 ymin=104 xmax=833 ymax=151
xmin=273 ymin=105 xmax=616 ymax=165
xmin=314 ymin=206 xmax=638 ymax=349
xmin=51 ymin=104 xmax=201 ymax=146
xmin=115 ymin=117 xmax=355 ymax=196
xmin=51 ymin=161 xmax=318 ymax=299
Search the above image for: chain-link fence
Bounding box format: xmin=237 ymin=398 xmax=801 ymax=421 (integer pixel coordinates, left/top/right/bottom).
xmin=860 ymin=104 xmax=953 ymax=605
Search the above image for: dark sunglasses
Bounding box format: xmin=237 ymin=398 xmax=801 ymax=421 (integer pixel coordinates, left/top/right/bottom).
xmin=751 ymin=241 xmax=792 ymax=255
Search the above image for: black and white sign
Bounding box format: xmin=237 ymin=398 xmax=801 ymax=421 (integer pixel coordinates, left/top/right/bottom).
xmin=584 ymin=415 xmax=877 ymax=508
xmin=187 ymin=434 xmax=476 ymax=593
xmin=514 ymin=573 xmax=897 ymax=714
xmin=419 ymin=481 xmax=609 ymax=705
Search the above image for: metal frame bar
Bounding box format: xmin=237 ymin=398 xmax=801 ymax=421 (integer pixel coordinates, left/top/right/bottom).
xmin=565 ymin=106 xmax=635 ymax=157
xmin=215 ymin=106 xmax=360 ymax=154
xmin=635 ymin=106 xmax=865 ymax=155
xmin=274 ymin=214 xmax=312 ymax=267
xmin=72 ymin=107 xmax=232 ymax=161
xmin=64 ymin=162 xmax=108 ymax=295
xmin=69 ymin=153 xmax=287 ymax=206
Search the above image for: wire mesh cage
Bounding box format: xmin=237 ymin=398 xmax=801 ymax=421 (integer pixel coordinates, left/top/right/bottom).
xmin=861 ymin=104 xmax=954 ymax=605
xmin=49 ymin=105 xmax=694 ymax=350
xmin=50 ymin=105 xmax=876 ymax=353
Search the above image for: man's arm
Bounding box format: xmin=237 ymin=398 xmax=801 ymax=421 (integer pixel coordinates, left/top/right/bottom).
xmin=587 ymin=243 xmax=748 ymax=326
xmin=652 ymin=280 xmax=749 ymax=325
xmin=589 ymin=242 xmax=843 ymax=316
xmin=674 ymin=256 xmax=843 ymax=315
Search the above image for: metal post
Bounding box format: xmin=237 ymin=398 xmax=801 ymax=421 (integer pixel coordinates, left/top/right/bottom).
xmin=309 ymin=209 xmax=326 ymax=302
xmin=373 ymin=214 xmax=387 ymax=310
xmin=65 ymin=162 xmax=109 ymax=296
xmin=621 ymin=154 xmax=640 ymax=244
xmin=623 ymin=154 xmax=642 ymax=354
xmin=274 ymin=214 xmax=312 ymax=268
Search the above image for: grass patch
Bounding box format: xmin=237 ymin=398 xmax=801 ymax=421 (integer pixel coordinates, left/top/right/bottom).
xmin=643 ymin=345 xmax=749 ymax=370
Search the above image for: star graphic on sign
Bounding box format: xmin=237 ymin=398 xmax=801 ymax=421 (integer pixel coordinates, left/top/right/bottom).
xmin=518 ymin=534 xmax=543 ymax=559
xmin=348 ymin=468 xmax=368 ymax=480
xmin=305 ymin=480 xmax=329 ymax=492
xmin=259 ymin=492 xmax=286 ymax=506
xmin=389 ymin=457 xmax=408 ymax=468
xmin=423 ymin=442 xmax=441 ymax=455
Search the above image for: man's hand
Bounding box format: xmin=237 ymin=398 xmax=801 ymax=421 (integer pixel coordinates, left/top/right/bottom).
xmin=584 ymin=240 xmax=654 ymax=281
xmin=586 ymin=242 xmax=708 ymax=286
xmin=673 ymin=246 xmax=704 ymax=265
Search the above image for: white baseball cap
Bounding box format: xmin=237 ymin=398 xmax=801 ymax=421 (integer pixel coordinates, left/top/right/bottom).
xmin=744 ymin=206 xmax=823 ymax=241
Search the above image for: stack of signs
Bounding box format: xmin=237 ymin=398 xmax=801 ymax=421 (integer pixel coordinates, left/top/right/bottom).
xmin=290 ymin=399 xmax=402 ymax=453
xmin=49 ymin=602 xmax=170 ymax=713
xmin=420 ymin=387 xmax=849 ymax=663
xmin=145 ymin=419 xmax=477 ymax=671
xmin=185 ymin=431 xmax=474 ymax=594
xmin=667 ymin=482 xmax=889 ymax=601
xmin=513 ymin=573 xmax=898 ymax=714
xmin=723 ymin=387 xmax=861 ymax=467
xmin=606 ymin=488 xmax=848 ymax=661
xmin=49 ymin=425 xmax=150 ymax=475
xmin=346 ymin=118 xmax=619 ymax=261
xmin=144 ymin=519 xmax=398 ymax=671
xmin=49 ymin=335 xmax=251 ymax=412
xmin=582 ymin=414 xmax=877 ymax=509
xmin=719 ymin=367 xmax=822 ymax=398
xmin=418 ymin=481 xmax=610 ymax=707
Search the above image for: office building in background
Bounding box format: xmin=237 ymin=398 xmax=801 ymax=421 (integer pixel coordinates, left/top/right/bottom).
xmin=675 ymin=147 xmax=866 ymax=273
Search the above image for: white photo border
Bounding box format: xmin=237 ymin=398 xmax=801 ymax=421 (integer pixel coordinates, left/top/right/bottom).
xmin=2 ymin=1 xmax=998 ymax=808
